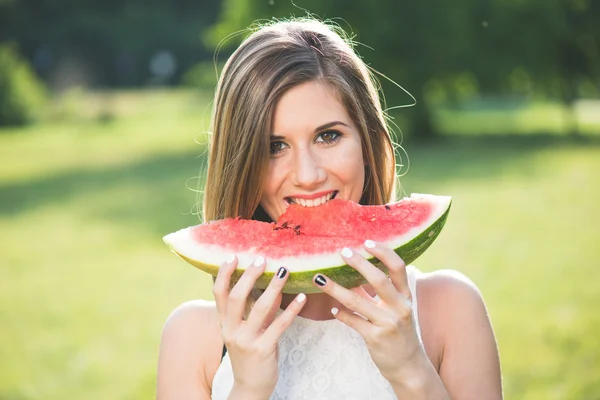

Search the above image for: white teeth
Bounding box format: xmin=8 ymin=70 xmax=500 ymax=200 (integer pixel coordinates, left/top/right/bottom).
xmin=288 ymin=192 xmax=336 ymax=207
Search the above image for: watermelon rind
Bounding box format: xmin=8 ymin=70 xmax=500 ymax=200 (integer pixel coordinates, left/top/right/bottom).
xmin=163 ymin=193 xmax=451 ymax=294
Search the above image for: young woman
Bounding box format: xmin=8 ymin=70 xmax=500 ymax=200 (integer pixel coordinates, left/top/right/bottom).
xmin=157 ymin=19 xmax=502 ymax=400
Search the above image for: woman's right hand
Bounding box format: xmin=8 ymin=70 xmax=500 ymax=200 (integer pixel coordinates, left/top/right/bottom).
xmin=213 ymin=255 xmax=307 ymax=399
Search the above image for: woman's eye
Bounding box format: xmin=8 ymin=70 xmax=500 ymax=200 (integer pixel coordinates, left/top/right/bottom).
xmin=316 ymin=130 xmax=342 ymax=144
xmin=270 ymin=141 xmax=287 ymax=155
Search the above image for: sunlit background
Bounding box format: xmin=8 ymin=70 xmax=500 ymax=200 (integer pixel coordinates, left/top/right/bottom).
xmin=1 ymin=1 xmax=599 ymax=399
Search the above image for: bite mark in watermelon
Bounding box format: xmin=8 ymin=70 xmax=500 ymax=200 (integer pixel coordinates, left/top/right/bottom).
xmin=163 ymin=193 xmax=451 ymax=294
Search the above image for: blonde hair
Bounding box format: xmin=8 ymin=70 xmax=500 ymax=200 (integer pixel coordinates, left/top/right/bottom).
xmin=204 ymin=19 xmax=398 ymax=312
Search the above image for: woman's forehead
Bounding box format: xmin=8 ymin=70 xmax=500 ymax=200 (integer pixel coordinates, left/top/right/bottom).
xmin=272 ymin=82 xmax=354 ymax=135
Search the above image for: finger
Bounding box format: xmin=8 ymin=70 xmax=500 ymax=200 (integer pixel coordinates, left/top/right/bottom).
xmin=261 ymin=292 xmax=307 ymax=344
xmin=246 ymin=266 xmax=289 ymax=333
xmin=330 ymin=304 xmax=371 ymax=334
xmin=213 ymin=254 xmax=238 ymax=327
xmin=313 ymin=273 xmax=385 ymax=324
xmin=363 ymin=240 xmax=411 ymax=302
xmin=340 ymin=246 xmax=399 ymax=304
xmin=225 ymin=256 xmax=266 ymax=329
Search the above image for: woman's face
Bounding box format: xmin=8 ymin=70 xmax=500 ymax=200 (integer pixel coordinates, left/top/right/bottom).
xmin=260 ymin=81 xmax=365 ymax=221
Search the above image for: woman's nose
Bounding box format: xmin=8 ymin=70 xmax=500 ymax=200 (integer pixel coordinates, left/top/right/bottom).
xmin=292 ymin=150 xmax=326 ymax=188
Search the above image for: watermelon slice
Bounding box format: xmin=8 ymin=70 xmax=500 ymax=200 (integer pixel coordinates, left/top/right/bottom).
xmin=163 ymin=193 xmax=451 ymax=294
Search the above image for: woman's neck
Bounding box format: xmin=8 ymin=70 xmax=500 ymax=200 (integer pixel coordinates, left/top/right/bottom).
xmin=280 ymin=292 xmax=338 ymax=320
xmin=280 ymin=284 xmax=376 ymax=321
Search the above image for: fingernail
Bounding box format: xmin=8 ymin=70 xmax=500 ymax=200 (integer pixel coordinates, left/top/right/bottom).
xmin=364 ymin=240 xmax=376 ymax=249
xmin=341 ymin=247 xmax=353 ymax=258
xmin=331 ymin=307 xmax=339 ymax=316
xmin=314 ymin=274 xmax=327 ymax=286
xmin=297 ymin=293 xmax=306 ymax=303
xmin=253 ymin=256 xmax=265 ymax=267
xmin=276 ymin=266 xmax=287 ymax=279
xmin=226 ymin=254 xmax=236 ymax=264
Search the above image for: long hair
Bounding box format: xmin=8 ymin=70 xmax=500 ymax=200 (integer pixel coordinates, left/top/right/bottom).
xmin=203 ymin=19 xmax=398 ymax=310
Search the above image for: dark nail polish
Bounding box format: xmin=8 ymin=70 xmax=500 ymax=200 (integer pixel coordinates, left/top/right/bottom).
xmin=315 ymin=274 xmax=327 ymax=286
xmin=277 ymin=266 xmax=287 ymax=279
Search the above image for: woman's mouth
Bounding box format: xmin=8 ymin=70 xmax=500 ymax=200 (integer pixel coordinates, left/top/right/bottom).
xmin=285 ymin=191 xmax=338 ymax=207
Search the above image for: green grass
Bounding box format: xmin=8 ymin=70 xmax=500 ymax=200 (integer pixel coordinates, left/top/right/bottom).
xmin=400 ymin=137 xmax=600 ymax=399
xmin=432 ymin=99 xmax=600 ymax=136
xmin=1 ymin=89 xmax=599 ymax=399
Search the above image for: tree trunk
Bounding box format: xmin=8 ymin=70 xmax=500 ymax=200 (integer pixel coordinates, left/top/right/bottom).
xmin=563 ymin=102 xmax=579 ymax=136
xmin=409 ymin=99 xmax=438 ymax=142
xmin=561 ymin=80 xmax=579 ymax=136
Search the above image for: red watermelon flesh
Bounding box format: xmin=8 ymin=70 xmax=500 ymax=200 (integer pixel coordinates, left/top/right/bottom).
xmin=163 ymin=193 xmax=451 ymax=294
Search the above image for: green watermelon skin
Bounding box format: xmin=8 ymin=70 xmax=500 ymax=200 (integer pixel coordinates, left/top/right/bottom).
xmin=166 ymin=196 xmax=451 ymax=294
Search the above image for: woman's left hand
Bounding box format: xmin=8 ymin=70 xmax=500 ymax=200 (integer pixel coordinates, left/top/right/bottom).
xmin=312 ymin=240 xmax=428 ymax=386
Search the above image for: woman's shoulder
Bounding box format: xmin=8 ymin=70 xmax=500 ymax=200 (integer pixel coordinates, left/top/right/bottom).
xmin=415 ymin=268 xmax=483 ymax=298
xmin=157 ymin=299 xmax=223 ymax=398
xmin=414 ymin=268 xmax=497 ymax=367
xmin=162 ymin=299 xmax=221 ymax=337
xmin=415 ymin=268 xmax=488 ymax=324
xmin=414 ymin=269 xmax=503 ymax=395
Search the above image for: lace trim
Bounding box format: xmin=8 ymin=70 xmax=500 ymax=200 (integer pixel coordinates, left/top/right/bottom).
xmin=211 ymin=266 xmax=421 ymax=400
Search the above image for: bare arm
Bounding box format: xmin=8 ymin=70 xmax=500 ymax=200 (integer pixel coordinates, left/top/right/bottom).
xmin=420 ymin=270 xmax=503 ymax=400
xmin=157 ymin=256 xmax=305 ymax=400
xmin=156 ymin=300 xmax=220 ymax=400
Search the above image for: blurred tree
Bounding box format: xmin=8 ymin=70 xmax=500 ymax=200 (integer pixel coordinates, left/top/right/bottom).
xmin=0 ymin=43 xmax=47 ymax=126
xmin=206 ymin=0 xmax=600 ymax=138
xmin=482 ymin=0 xmax=600 ymax=135
xmin=181 ymin=60 xmax=225 ymax=91
xmin=205 ymin=0 xmax=493 ymax=139
xmin=553 ymin=0 xmax=599 ymax=135
xmin=2 ymin=0 xmax=596 ymax=135
xmin=0 ymin=0 xmax=222 ymax=89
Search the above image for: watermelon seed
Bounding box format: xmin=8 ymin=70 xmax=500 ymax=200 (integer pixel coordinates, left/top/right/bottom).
xmin=385 ymin=205 xmax=391 ymax=210
xmin=273 ymin=221 xmax=289 ymax=231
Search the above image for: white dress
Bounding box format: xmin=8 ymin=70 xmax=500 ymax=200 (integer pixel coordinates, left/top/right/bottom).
xmin=211 ymin=266 xmax=423 ymax=400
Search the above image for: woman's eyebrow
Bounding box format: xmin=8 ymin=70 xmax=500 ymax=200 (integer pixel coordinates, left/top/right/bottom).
xmin=270 ymin=121 xmax=350 ymax=139
xmin=314 ymin=121 xmax=350 ymax=132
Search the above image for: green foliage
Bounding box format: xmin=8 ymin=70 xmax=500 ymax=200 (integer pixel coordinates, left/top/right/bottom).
xmin=181 ymin=61 xmax=224 ymax=91
xmin=205 ymin=0 xmax=600 ymax=138
xmin=0 ymin=43 xmax=47 ymax=126
xmin=0 ymin=0 xmax=222 ymax=88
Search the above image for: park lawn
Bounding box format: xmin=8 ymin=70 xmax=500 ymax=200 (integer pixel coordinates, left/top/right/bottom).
xmin=1 ymin=89 xmax=599 ymax=400
xmin=401 ymin=137 xmax=600 ymax=399
xmin=432 ymin=99 xmax=600 ymax=136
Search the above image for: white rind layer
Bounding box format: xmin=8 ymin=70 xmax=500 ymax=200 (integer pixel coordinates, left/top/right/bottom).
xmin=163 ymin=193 xmax=451 ymax=273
